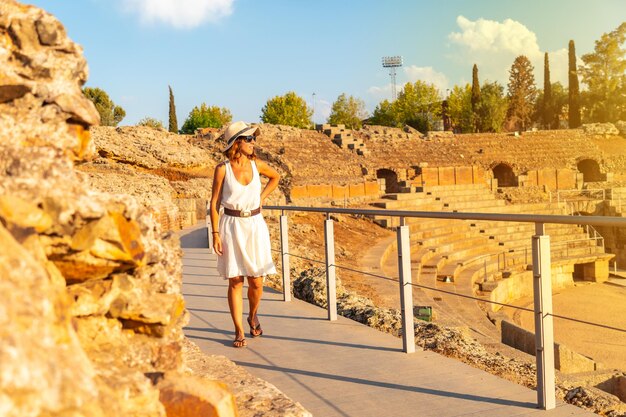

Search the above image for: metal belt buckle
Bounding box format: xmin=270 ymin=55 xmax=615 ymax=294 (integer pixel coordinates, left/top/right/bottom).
xmin=240 ymin=210 xmax=251 ymax=217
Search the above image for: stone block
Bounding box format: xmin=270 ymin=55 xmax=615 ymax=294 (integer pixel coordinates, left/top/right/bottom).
xmin=555 ymin=344 xmax=596 ymax=374
xmin=364 ymin=181 xmax=379 ymax=196
xmin=582 ymin=259 xmax=609 ymax=283
xmin=537 ymin=168 xmax=557 ymax=190
xmin=556 ymin=168 xmax=576 ymax=189
xmin=421 ymin=168 xmax=439 ymax=186
xmin=348 ymin=183 xmax=365 ymax=197
xmin=306 ymin=184 xmax=332 ymax=198
xmin=438 ymin=167 xmax=455 ymax=185
xmin=290 ymin=186 xmax=308 ymax=200
xmin=331 ymin=185 xmax=348 ymax=199
xmin=455 ymin=166 xmax=473 ymax=184
xmin=175 ymin=198 xmax=196 ymax=212
xmin=525 ymin=170 xmax=538 ymax=186
xmin=472 ymin=166 xmax=486 ymax=184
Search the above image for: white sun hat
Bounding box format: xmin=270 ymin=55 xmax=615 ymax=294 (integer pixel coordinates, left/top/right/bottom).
xmin=222 ymin=121 xmax=260 ymax=152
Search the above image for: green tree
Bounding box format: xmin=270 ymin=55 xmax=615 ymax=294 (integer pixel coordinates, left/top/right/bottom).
xmin=543 ymin=53 xmax=554 ymax=129
xmin=137 ymin=117 xmax=164 ymax=129
xmin=180 ymin=103 xmax=232 ymax=134
xmin=506 ymin=55 xmax=537 ymax=131
xmin=168 ymin=85 xmax=178 ymax=133
xmin=534 ymin=82 xmax=568 ymax=129
xmin=477 ymin=81 xmax=508 ymax=133
xmin=447 ymin=84 xmax=474 ymax=133
xmin=261 ymin=91 xmax=312 ymax=128
xmin=568 ymin=40 xmax=582 ymax=128
xmin=579 ymin=23 xmax=626 ymax=122
xmin=83 ymin=87 xmax=126 ymax=127
xmin=471 ymin=64 xmax=481 ymax=132
xmin=368 ymin=99 xmax=396 ymax=126
xmin=393 ymin=81 xmax=442 ymax=132
xmin=328 ymin=93 xmax=368 ymax=129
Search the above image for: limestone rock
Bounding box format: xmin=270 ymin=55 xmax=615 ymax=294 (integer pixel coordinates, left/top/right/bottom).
xmin=615 ymin=120 xmax=626 ymax=137
xmin=91 ymin=126 xmax=214 ymax=169
xmin=0 ymin=222 xmax=106 ymax=417
xmin=182 ymin=339 xmax=312 ymax=417
xmin=157 ymin=373 xmax=238 ymax=417
xmin=0 ymin=0 xmax=99 ymax=159
xmin=582 ymin=123 xmax=620 ymax=136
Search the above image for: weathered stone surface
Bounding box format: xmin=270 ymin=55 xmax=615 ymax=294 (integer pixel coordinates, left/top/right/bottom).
xmin=583 ymin=122 xmax=620 ymax=136
xmin=182 ymin=339 xmax=312 ymax=417
xmin=157 ymin=373 xmax=238 ymax=417
xmin=0 ymin=2 xmax=236 ymax=416
xmin=91 ymin=126 xmax=215 ymax=169
xmin=0 ymin=222 xmax=106 ymax=417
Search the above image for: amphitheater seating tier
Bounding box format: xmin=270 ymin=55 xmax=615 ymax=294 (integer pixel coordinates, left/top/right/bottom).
xmin=371 ymin=181 xmax=612 ymax=335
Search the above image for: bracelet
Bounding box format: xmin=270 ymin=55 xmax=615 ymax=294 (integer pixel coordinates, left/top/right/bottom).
xmin=212 ymin=231 xmax=219 ymax=234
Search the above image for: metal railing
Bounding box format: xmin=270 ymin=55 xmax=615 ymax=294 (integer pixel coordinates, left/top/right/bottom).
xmin=260 ymin=204 xmax=626 ymax=411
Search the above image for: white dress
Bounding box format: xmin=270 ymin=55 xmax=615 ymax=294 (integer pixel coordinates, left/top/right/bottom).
xmin=217 ymin=160 xmax=277 ymax=279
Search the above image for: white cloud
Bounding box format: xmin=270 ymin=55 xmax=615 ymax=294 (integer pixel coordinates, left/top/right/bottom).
xmin=312 ymin=99 xmax=331 ymax=124
xmin=448 ymin=15 xmax=569 ymax=88
xmin=404 ymin=66 xmax=449 ymax=92
xmin=121 ymin=0 xmax=234 ymax=29
xmin=367 ymin=84 xmax=393 ymax=101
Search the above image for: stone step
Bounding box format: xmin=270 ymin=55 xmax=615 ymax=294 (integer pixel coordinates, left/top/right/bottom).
xmin=441 ymin=199 xmax=507 ymax=210
xmin=422 ymin=184 xmax=488 ymax=192
xmin=436 ymin=193 xmax=500 ymax=203
xmin=371 ymin=199 xmax=441 ymax=210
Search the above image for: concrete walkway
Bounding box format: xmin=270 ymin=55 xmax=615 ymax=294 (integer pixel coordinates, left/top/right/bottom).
xmin=180 ymin=223 xmax=594 ymax=417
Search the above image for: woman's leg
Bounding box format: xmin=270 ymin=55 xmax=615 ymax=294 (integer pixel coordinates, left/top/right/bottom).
xmin=247 ymin=276 xmax=264 ymax=336
xmin=227 ymin=276 xmax=246 ymax=346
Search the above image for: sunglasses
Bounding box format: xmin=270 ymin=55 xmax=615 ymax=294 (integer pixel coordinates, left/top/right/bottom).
xmin=238 ymin=135 xmax=256 ymax=143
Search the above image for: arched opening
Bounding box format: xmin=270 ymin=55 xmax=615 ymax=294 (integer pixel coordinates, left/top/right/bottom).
xmin=492 ymin=163 xmax=518 ymax=187
xmin=577 ymin=159 xmax=603 ymax=182
xmin=376 ymin=169 xmax=400 ymax=194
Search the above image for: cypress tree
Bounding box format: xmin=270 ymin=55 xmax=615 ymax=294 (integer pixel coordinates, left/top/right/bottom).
xmin=568 ymin=40 xmax=581 ymax=128
xmin=543 ymin=52 xmax=554 ymax=129
xmin=471 ymin=64 xmax=481 ymax=132
xmin=168 ymin=85 xmax=178 ymax=133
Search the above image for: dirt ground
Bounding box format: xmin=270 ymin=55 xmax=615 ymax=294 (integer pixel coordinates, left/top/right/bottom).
xmin=509 ymin=279 xmax=626 ymax=371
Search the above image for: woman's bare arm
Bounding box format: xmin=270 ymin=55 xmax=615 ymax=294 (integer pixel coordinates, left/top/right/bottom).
xmin=256 ymin=160 xmax=280 ymax=205
xmin=210 ymin=163 xmax=226 ymax=255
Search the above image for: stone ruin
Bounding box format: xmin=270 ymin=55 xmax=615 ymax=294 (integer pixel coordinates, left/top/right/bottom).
xmin=0 ymin=2 xmax=310 ymax=416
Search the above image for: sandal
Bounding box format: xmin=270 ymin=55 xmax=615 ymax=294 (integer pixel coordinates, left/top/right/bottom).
xmin=247 ymin=315 xmax=263 ymax=338
xmin=233 ymin=337 xmax=247 ymax=348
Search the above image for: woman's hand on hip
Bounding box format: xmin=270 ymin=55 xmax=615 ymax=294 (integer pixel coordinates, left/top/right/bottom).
xmin=213 ymin=235 xmax=223 ymax=255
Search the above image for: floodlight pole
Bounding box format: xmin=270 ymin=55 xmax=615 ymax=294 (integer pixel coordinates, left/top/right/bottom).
xmin=382 ymin=56 xmax=403 ymax=102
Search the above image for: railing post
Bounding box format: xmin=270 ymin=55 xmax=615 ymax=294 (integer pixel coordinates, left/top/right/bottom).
xmin=324 ymin=215 xmax=337 ymax=321
xmin=280 ymin=213 xmax=291 ymax=302
xmin=397 ymin=217 xmax=415 ymax=354
xmin=532 ymin=222 xmax=556 ymax=410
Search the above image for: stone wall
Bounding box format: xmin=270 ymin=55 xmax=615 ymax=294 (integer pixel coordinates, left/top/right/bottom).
xmin=501 ymin=321 xmax=599 ymax=373
xmin=290 ymin=180 xmax=380 ymax=202
xmin=417 ymin=166 xmax=486 ymax=187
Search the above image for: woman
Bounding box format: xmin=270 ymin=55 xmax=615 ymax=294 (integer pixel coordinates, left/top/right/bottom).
xmin=210 ymin=121 xmax=280 ymax=348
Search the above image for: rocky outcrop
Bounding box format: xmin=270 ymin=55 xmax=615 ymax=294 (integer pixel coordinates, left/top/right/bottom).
xmin=583 ymin=123 xmax=620 ymax=136
xmin=0 ymin=1 xmax=238 ymax=416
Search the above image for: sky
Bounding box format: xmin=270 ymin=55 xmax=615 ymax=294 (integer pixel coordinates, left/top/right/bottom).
xmin=27 ymin=0 xmax=626 ymax=127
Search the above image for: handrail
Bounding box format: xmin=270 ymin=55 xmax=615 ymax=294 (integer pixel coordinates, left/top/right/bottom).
xmin=262 ymin=204 xmax=626 ymax=410
xmin=265 ymin=205 xmax=626 ymax=228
